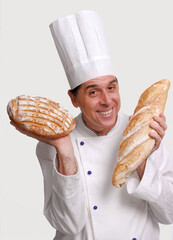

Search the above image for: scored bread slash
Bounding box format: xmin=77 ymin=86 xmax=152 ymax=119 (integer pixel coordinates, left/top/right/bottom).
xmin=7 ymin=95 xmax=76 ymax=138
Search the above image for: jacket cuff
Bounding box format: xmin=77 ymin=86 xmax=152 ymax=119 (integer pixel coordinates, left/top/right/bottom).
xmin=126 ymin=153 xmax=162 ymax=202
xmin=52 ymin=156 xmax=81 ymax=198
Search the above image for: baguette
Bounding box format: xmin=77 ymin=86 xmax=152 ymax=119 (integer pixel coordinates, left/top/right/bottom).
xmin=112 ymin=79 xmax=170 ymax=188
xmin=7 ymin=95 xmax=75 ymax=138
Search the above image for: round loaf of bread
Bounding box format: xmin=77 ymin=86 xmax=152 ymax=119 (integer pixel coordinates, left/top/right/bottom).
xmin=7 ymin=95 xmax=76 ymax=138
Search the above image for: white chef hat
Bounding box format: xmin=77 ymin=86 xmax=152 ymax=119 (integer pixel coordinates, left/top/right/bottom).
xmin=50 ymin=10 xmax=115 ymax=89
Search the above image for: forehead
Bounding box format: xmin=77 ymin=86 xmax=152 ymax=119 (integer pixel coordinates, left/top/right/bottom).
xmin=82 ymin=75 xmax=117 ymax=90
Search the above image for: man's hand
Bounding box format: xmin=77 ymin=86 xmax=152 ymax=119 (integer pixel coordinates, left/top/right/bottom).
xmin=137 ymin=113 xmax=167 ymax=179
xmin=10 ymin=120 xmax=63 ymax=147
xmin=10 ymin=120 xmax=77 ymax=176
xmin=149 ymin=113 xmax=167 ymax=153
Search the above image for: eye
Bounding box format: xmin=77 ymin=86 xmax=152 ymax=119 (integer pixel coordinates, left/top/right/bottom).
xmin=89 ymin=90 xmax=97 ymax=96
xmin=108 ymin=85 xmax=116 ymax=91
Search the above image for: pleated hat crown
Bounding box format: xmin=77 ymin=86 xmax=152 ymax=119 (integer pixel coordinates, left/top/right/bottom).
xmin=50 ymin=10 xmax=115 ymax=89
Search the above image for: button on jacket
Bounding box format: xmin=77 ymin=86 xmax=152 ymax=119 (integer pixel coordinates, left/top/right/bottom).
xmin=36 ymin=112 xmax=173 ymax=240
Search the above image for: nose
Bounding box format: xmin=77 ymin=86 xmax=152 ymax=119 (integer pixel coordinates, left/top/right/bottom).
xmin=100 ymin=91 xmax=111 ymax=106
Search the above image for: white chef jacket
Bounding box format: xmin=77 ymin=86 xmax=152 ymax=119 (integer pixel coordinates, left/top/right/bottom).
xmin=36 ymin=112 xmax=173 ymax=240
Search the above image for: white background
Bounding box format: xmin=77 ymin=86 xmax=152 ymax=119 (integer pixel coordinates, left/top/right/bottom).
xmin=0 ymin=0 xmax=173 ymax=239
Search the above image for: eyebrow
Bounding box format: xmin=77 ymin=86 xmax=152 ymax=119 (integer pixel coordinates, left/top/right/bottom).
xmin=85 ymin=78 xmax=118 ymax=91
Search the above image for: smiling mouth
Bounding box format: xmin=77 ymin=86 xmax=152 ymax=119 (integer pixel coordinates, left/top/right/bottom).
xmin=98 ymin=108 xmax=113 ymax=115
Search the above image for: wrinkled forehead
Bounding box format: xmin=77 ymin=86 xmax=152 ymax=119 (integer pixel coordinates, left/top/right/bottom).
xmin=82 ymin=75 xmax=118 ymax=89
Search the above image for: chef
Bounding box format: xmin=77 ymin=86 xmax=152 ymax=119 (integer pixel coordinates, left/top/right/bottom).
xmin=13 ymin=10 xmax=173 ymax=240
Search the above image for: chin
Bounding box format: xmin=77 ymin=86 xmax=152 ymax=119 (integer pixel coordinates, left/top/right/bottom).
xmin=99 ymin=119 xmax=116 ymax=129
xmin=99 ymin=114 xmax=117 ymax=125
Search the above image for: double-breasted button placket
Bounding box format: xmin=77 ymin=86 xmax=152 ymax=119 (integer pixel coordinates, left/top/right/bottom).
xmin=80 ymin=141 xmax=98 ymax=212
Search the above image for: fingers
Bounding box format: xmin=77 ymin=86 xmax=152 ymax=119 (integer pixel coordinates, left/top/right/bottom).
xmin=153 ymin=113 xmax=167 ymax=131
xmin=149 ymin=122 xmax=165 ymax=139
xmin=10 ymin=120 xmax=68 ymax=147
xmin=149 ymin=130 xmax=161 ymax=152
xmin=10 ymin=120 xmax=40 ymax=140
xmin=149 ymin=113 xmax=167 ymax=152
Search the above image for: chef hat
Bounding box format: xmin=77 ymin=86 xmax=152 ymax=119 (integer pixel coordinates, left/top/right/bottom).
xmin=50 ymin=10 xmax=115 ymax=89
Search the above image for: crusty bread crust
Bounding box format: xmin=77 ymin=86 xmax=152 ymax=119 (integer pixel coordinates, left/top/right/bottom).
xmin=7 ymin=95 xmax=75 ymax=138
xmin=112 ymin=79 xmax=170 ymax=188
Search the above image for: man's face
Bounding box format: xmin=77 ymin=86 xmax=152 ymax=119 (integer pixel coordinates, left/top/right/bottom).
xmin=69 ymin=75 xmax=121 ymax=136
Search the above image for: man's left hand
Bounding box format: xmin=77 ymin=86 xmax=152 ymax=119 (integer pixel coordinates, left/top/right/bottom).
xmin=149 ymin=113 xmax=167 ymax=153
xmin=137 ymin=113 xmax=167 ymax=179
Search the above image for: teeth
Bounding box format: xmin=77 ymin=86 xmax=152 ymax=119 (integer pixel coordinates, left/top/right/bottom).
xmin=99 ymin=109 xmax=112 ymax=115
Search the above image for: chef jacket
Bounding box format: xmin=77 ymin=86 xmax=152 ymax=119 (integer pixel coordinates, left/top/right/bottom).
xmin=36 ymin=112 xmax=173 ymax=240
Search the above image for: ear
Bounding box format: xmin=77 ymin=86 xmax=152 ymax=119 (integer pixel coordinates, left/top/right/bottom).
xmin=68 ymin=90 xmax=79 ymax=108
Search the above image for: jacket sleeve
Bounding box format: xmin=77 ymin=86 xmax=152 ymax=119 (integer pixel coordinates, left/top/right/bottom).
xmin=127 ymin=141 xmax=173 ymax=224
xmin=36 ymin=141 xmax=87 ymax=235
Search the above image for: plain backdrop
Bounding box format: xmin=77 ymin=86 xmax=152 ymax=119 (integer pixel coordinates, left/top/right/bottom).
xmin=0 ymin=0 xmax=173 ymax=239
